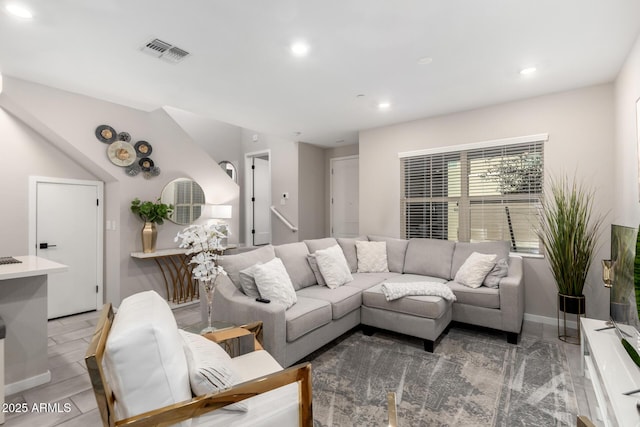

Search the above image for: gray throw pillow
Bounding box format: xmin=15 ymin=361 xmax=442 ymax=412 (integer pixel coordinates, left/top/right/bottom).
xmin=238 ymin=263 xmax=262 ymax=297
xmin=483 ymin=258 xmax=509 ymax=288
xmin=306 ymin=254 xmax=326 ymax=286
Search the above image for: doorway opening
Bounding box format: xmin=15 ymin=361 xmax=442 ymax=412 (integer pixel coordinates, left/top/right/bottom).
xmin=245 ymin=150 xmax=271 ymax=246
xmin=330 ymin=155 xmax=359 ymax=237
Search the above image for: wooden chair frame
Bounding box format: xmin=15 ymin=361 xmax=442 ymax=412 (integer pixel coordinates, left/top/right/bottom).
xmin=85 ymin=304 xmax=313 ymax=427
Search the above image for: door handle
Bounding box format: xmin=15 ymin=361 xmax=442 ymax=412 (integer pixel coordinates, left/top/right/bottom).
xmin=39 ymin=243 xmax=57 ymax=249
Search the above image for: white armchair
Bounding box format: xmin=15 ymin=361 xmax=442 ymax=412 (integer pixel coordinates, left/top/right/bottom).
xmin=85 ymin=291 xmax=312 ymax=427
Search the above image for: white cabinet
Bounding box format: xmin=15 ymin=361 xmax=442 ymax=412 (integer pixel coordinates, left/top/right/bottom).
xmin=582 ymin=318 xmax=640 ymax=427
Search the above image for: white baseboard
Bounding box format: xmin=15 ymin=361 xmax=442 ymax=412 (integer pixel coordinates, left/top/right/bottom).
xmin=524 ymin=313 xmax=578 ymax=330
xmin=6 ymin=371 xmax=51 ymax=396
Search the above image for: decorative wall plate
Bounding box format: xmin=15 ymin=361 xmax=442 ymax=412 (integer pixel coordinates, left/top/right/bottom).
xmin=125 ymin=163 xmax=141 ymax=176
xmin=138 ymin=157 xmax=154 ymax=171
xmin=107 ymin=141 xmax=136 ymax=167
xmin=118 ymin=132 xmax=131 ymax=142
xmin=95 ymin=125 xmax=117 ymax=143
xmin=134 ymin=141 xmax=153 ymax=157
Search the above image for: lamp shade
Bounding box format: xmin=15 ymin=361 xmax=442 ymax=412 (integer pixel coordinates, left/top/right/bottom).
xmin=206 ymin=204 xmax=232 ymax=219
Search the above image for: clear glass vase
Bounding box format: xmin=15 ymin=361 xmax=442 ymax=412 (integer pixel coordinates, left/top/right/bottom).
xmin=200 ymin=280 xmax=217 ymax=334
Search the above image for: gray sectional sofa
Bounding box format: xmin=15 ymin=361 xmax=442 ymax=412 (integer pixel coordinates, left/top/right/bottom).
xmin=212 ymin=236 xmax=524 ymax=368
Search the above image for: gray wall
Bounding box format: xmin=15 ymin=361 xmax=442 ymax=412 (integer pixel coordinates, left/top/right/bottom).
xmin=298 ymin=142 xmax=326 ymax=240
xmin=359 ymin=84 xmax=614 ymax=321
xmin=0 ymin=107 xmax=98 ymax=254
xmin=0 ymin=76 xmax=240 ymax=305
xmin=164 ymin=106 xmax=244 ymax=242
xmin=324 ymin=144 xmax=359 ymax=236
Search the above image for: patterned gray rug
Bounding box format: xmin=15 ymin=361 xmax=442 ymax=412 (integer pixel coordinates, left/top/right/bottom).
xmin=307 ymin=326 xmax=578 ymax=426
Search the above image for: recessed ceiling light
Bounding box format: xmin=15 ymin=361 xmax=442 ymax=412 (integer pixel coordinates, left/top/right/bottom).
xmin=378 ymin=102 xmax=391 ymax=110
xmin=417 ymin=57 xmax=433 ymax=65
xmin=290 ymin=41 xmax=310 ymax=57
xmin=5 ymin=3 xmax=33 ymax=19
xmin=520 ymin=67 xmax=537 ymax=76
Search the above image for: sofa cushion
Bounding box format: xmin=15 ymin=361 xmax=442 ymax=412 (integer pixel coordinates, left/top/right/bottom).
xmin=447 ymin=281 xmax=500 ymax=308
xmin=218 ymin=245 xmax=276 ymax=290
xmin=285 ymin=296 xmax=332 ymax=341
xmin=403 ymin=238 xmax=456 ymax=279
xmin=104 ymin=291 xmax=191 ymax=420
xmin=315 ymin=244 xmax=353 ymax=289
xmin=337 ymin=236 xmax=368 ymax=273
xmin=253 ymin=258 xmax=297 ymax=309
xmin=347 ymin=272 xmax=403 ymax=290
xmin=450 ymin=241 xmax=510 ymax=279
xmin=296 ymin=285 xmax=362 ymax=320
xmin=362 ymin=283 xmax=449 ymax=319
xmin=453 ymin=252 xmax=497 ymax=289
xmin=356 ymin=241 xmax=389 ymax=273
xmin=274 ymin=242 xmax=316 ymax=290
xmin=304 ymin=237 xmax=338 ymax=253
xmin=367 ymin=235 xmax=409 ymax=273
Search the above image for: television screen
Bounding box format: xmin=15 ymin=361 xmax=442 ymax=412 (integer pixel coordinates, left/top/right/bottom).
xmin=610 ymin=225 xmax=640 ymax=339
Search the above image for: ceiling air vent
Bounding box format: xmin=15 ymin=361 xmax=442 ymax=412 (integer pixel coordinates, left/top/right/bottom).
xmin=140 ymin=38 xmax=190 ymax=64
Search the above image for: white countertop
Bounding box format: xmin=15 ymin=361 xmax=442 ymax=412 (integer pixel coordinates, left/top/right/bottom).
xmin=0 ymin=256 xmax=68 ymax=281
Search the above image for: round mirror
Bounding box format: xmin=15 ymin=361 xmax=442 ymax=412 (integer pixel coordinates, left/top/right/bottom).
xmin=219 ymin=161 xmax=237 ymax=183
xmin=160 ymin=178 xmax=206 ymax=225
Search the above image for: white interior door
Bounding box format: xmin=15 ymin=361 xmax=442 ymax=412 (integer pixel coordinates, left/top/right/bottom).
xmin=34 ymin=179 xmax=102 ymax=319
xmin=331 ymin=156 xmax=359 ymax=237
xmin=252 ymin=156 xmax=271 ymax=245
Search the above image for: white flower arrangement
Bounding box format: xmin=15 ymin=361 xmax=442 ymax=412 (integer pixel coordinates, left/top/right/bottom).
xmin=175 ymin=223 xmax=229 ymax=285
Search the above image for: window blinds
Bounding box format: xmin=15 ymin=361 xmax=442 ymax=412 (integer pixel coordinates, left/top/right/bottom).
xmin=401 ymin=139 xmax=544 ymax=254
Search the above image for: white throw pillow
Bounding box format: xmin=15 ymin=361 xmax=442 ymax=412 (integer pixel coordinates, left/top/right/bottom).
xmin=315 ymin=244 xmax=353 ymax=289
xmin=253 ymin=258 xmax=297 ymax=308
xmin=306 ymin=254 xmax=327 ymax=286
xmin=179 ymin=330 xmax=247 ymax=412
xmin=355 ymin=241 xmax=389 ymax=273
xmin=454 ymin=252 xmax=497 ymax=289
xmin=238 ymin=263 xmax=262 ymax=298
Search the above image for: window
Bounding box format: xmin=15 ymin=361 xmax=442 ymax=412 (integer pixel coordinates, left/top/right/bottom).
xmin=400 ymin=135 xmax=546 ymax=254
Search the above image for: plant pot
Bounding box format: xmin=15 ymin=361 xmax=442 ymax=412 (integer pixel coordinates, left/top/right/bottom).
xmin=558 ymin=293 xmax=585 ymax=345
xmin=558 ymin=293 xmax=586 ymax=315
xmin=141 ymin=222 xmax=157 ymax=253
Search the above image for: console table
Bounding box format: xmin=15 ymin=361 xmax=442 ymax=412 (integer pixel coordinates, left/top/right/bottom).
xmin=131 ymin=245 xmax=237 ymax=304
xmin=581 ymin=317 xmax=640 ymax=427
xmin=131 ymin=248 xmax=197 ymax=304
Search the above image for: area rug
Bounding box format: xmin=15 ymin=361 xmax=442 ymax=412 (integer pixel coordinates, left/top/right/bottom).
xmin=307 ymin=326 xmax=578 ymax=426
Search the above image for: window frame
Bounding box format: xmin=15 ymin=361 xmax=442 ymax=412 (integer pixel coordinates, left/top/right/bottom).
xmin=399 ymin=134 xmax=547 ymax=254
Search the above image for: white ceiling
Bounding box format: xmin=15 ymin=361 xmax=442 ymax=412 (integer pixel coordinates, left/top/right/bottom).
xmin=1 ymin=1 xmax=639 ymax=146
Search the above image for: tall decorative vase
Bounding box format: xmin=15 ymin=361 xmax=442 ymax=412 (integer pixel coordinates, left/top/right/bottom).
xmin=141 ymin=222 xmax=157 ymax=253
xmin=200 ymin=280 xmax=217 ymax=334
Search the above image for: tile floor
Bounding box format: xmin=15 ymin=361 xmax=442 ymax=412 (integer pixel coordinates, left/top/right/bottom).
xmin=2 ymin=305 xmax=598 ymax=427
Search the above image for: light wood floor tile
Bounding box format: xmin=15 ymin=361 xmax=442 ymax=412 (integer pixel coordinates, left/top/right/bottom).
xmin=23 ymin=375 xmax=91 ymax=408
xmin=3 ymin=398 xmax=80 ymax=427
xmin=69 ymin=389 xmax=98 ymax=414
xmin=1 ymin=302 xmax=599 ymax=427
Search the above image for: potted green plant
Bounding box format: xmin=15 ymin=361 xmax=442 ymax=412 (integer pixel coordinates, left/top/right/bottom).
xmin=130 ymin=198 xmax=174 ymax=253
xmin=536 ymin=175 xmax=604 ymax=342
